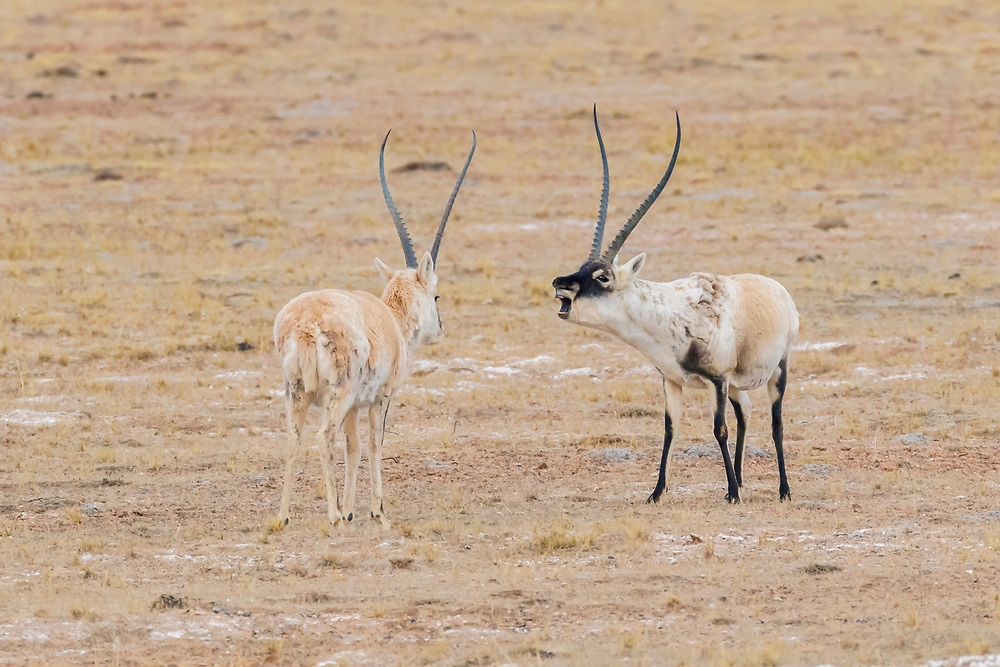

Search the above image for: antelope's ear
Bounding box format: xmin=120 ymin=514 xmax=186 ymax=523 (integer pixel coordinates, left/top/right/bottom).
xmin=617 ymin=253 xmax=646 ymax=284
xmin=416 ymin=250 xmax=435 ymax=284
xmin=375 ymin=257 xmax=394 ymax=283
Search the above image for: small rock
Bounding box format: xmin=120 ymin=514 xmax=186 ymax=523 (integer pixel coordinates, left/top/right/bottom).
xmin=94 ymin=170 xmax=123 ymax=182
xmin=676 ymin=444 xmax=770 ymax=460
xmin=425 ymin=459 xmax=451 ymax=469
xmin=41 ymin=65 xmax=77 ymax=78
xmin=587 ymin=448 xmax=640 ymax=463
xmin=815 ymin=216 xmax=848 ymax=231
xmin=392 ymin=160 xmax=451 ymax=173
xmin=29 ymin=497 xmax=71 ymax=512
xmin=802 ymin=464 xmax=839 ymax=476
xmin=802 ymin=564 xmax=842 ymax=575
xmin=293 ymin=128 xmax=326 ymax=144
xmin=231 ymin=236 xmax=268 ymax=250
xmin=81 ymin=503 xmax=101 ymax=516
xmin=796 ymin=254 xmax=824 ymax=263
xmin=152 ymin=594 xmax=185 ymax=610
xmin=900 ymin=433 xmax=929 ymax=446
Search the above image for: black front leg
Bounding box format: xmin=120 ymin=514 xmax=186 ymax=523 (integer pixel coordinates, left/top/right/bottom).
xmin=647 ymin=409 xmax=674 ymax=504
xmin=713 ymin=380 xmax=741 ymax=504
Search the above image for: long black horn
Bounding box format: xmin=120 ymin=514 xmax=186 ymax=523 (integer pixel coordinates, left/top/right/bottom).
xmin=601 ymin=111 xmax=681 ymax=264
xmin=379 ymin=129 xmax=418 ymax=269
xmin=431 ymin=130 xmax=476 ymax=265
xmin=588 ymin=105 xmax=610 ymax=263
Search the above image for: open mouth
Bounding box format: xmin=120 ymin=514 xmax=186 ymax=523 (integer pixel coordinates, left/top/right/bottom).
xmin=556 ymin=296 xmax=572 ymax=319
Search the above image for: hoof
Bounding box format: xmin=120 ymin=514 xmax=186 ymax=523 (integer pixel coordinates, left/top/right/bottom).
xmin=780 ymin=490 xmax=792 ymax=502
xmin=347 ymin=512 xmax=353 ymax=522
xmin=283 ymin=517 xmax=289 ymax=526
xmin=371 ymin=513 xmax=390 ymax=528
xmin=646 ymin=485 xmax=666 ymax=504
xmin=725 ymin=492 xmax=741 ymax=505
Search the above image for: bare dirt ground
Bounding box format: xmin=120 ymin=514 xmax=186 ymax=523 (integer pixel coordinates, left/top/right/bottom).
xmin=1 ymin=1 xmax=999 ymax=665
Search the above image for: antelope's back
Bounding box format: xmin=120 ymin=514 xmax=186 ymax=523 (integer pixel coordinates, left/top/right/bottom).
xmin=273 ymin=289 xmax=404 ymax=399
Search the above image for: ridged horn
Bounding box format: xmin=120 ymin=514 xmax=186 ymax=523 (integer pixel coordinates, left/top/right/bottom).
xmin=431 ymin=130 xmax=476 ymax=266
xmin=600 ymin=111 xmax=681 ymax=264
xmin=588 ymin=105 xmax=610 ymax=263
xmin=379 ymin=129 xmax=418 ymax=269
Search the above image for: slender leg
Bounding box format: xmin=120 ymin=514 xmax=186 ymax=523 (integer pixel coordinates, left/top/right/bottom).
xmin=712 ymin=378 xmax=741 ymax=504
xmin=318 ymin=394 xmax=352 ymax=526
xmin=368 ymin=395 xmax=391 ymax=526
xmin=768 ymin=358 xmax=791 ymax=501
xmin=278 ymin=387 xmax=311 ymax=525
xmin=340 ymin=408 xmax=362 ymax=523
xmin=728 ymin=389 xmax=751 ymax=489
xmin=648 ymin=379 xmax=682 ymax=504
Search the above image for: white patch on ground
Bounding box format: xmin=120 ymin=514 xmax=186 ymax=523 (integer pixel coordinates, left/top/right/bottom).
xmin=0 ymin=410 xmax=65 ymax=426
xmin=148 ymin=615 xmax=250 ymax=643
xmin=153 ymin=550 xmax=259 ymax=570
xmin=318 ymin=650 xmax=376 ymax=667
xmin=481 ymin=365 xmax=520 ymax=376
xmin=93 ymin=374 xmax=150 ymax=383
xmin=214 ymin=370 xmax=259 ymax=380
xmin=0 ymin=620 xmax=89 ymax=643
xmin=556 ymin=367 xmax=596 ymax=378
xmin=794 ymin=341 xmax=846 ymax=351
xmin=516 ymin=354 xmax=558 ymax=366
xmin=471 ymin=218 xmax=593 ymax=234
xmin=854 ymin=365 xmax=929 ymax=382
xmin=924 ymin=656 xmax=1000 ymax=667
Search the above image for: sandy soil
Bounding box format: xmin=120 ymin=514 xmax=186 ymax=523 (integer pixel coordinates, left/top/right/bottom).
xmin=1 ymin=0 xmax=999 ymax=665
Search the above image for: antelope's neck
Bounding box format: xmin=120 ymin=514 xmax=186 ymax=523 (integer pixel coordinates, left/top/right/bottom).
xmin=602 ymin=280 xmax=688 ymax=362
xmin=381 ymin=288 xmax=422 ymax=349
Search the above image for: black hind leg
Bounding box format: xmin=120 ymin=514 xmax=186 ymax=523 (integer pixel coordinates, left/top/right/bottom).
xmin=769 ymin=358 xmax=791 ymax=501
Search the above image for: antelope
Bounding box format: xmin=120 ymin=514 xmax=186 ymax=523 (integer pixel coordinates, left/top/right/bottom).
xmin=552 ymin=107 xmax=799 ymax=505
xmin=274 ymin=129 xmax=475 ymax=527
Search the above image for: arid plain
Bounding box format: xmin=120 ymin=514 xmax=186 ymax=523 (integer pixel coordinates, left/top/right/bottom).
xmin=1 ymin=1 xmax=999 ymax=665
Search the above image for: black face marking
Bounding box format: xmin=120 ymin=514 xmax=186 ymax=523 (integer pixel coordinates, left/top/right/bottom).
xmin=552 ymin=260 xmax=614 ymax=318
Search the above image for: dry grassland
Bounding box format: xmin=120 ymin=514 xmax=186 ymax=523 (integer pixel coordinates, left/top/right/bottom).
xmin=1 ymin=0 xmax=999 ymax=665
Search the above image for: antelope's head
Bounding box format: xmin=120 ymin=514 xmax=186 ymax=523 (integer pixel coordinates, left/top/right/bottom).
xmin=553 ymin=106 xmax=681 ymax=327
xmin=376 ymin=129 xmax=476 ymax=347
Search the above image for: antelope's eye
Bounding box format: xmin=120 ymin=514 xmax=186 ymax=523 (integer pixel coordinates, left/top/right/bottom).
xmin=597 ymin=274 xmax=610 ymax=284
xmin=434 ymin=295 xmax=440 ymax=302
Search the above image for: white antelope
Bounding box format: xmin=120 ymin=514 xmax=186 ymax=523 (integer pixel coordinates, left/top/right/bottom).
xmin=274 ymin=130 xmax=475 ymax=527
xmin=552 ymin=107 xmax=799 ymax=504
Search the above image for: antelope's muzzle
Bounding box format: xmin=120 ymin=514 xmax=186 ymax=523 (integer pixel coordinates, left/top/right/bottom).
xmin=552 ymin=279 xmax=578 ymax=320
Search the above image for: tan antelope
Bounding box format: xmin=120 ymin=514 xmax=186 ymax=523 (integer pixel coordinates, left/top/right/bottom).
xmin=274 ymin=129 xmax=475 ymax=527
xmin=552 ymin=107 xmax=798 ymax=504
